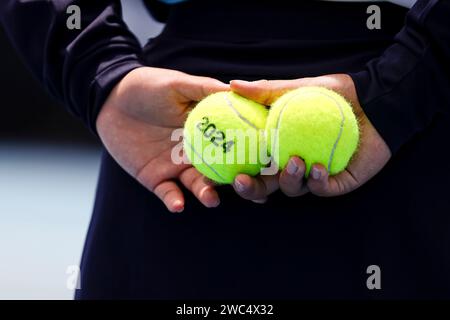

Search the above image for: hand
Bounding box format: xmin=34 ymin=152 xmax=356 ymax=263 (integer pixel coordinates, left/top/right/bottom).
xmin=230 ymin=74 xmax=392 ymax=201
xmin=96 ymin=67 xmax=229 ymax=213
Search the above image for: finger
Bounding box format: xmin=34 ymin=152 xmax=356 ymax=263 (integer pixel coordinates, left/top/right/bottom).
xmin=204 ymin=177 xmax=220 ymax=187
xmin=232 ymin=173 xmax=279 ymax=201
xmin=306 ymin=164 xmax=330 ymax=197
xmin=252 ymin=198 xmax=268 ymax=204
xmin=307 ymin=163 xmax=357 ymax=197
xmin=230 ymin=79 xmax=304 ymax=105
xmin=179 ymin=76 xmax=230 ymax=102
xmin=279 ymin=156 xmax=309 ymax=197
xmin=179 ymin=167 xmax=220 ymax=208
xmin=153 ymin=181 xmax=185 ymax=213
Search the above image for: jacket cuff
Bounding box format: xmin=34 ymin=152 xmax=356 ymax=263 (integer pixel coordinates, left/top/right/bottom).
xmin=87 ymin=57 xmax=144 ymax=137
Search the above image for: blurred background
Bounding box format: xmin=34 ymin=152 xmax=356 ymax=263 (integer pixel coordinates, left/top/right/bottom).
xmin=0 ymin=0 xmax=164 ymax=299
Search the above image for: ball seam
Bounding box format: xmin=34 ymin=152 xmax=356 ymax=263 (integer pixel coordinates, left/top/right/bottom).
xmin=273 ymin=88 xmax=346 ymax=173
xmin=183 ymin=138 xmax=227 ymax=183
xmin=223 ymin=93 xmax=260 ymax=129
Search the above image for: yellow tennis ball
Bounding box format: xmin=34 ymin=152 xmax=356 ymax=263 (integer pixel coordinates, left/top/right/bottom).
xmin=265 ymin=87 xmax=360 ymax=176
xmin=183 ymin=91 xmax=268 ymax=184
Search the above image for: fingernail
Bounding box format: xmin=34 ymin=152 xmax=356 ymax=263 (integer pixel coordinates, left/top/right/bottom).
xmin=311 ymin=167 xmax=321 ymax=180
xmin=234 ymin=179 xmax=246 ymax=192
xmin=286 ymin=159 xmax=299 ymax=175
xmin=229 ymin=79 xmax=246 ymax=84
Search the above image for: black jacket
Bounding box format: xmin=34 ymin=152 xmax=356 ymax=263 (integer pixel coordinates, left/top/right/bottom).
xmin=0 ymin=0 xmax=449 ymax=154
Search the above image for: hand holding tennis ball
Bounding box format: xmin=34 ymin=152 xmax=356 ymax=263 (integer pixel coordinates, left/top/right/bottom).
xmin=229 ymin=75 xmax=391 ymax=199
xmin=97 ymin=67 xmax=229 ymax=213
xmin=184 ymin=86 xmax=359 ymax=186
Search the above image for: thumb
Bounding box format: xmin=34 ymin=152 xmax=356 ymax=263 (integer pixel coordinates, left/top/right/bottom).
xmin=177 ymin=75 xmax=230 ymax=103
xmin=230 ymin=79 xmax=303 ymax=105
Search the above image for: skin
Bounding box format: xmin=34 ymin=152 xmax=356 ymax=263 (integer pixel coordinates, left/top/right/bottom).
xmin=229 ymin=74 xmax=392 ymax=202
xmin=96 ymin=67 xmax=228 ymax=213
xmin=97 ymin=67 xmax=391 ymax=212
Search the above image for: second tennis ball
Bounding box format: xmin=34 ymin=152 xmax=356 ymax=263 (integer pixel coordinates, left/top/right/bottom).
xmin=183 ymin=92 xmax=268 ymax=184
xmin=265 ymin=87 xmax=359 ymax=176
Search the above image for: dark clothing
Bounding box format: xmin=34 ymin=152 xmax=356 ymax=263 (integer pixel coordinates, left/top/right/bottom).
xmin=351 ymin=0 xmax=450 ymax=154
xmin=1 ymin=0 xmax=450 ymax=298
xmin=0 ymin=0 xmax=143 ymax=133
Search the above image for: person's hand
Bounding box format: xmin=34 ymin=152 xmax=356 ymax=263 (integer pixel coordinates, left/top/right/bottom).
xmin=229 ymin=74 xmax=392 ymax=201
xmin=96 ymin=67 xmax=229 ymax=213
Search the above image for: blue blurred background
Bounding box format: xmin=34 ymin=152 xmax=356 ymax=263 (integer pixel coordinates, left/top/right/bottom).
xmin=0 ymin=0 xmax=164 ymax=299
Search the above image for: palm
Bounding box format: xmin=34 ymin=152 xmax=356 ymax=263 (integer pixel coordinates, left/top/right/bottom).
xmin=97 ymin=67 xmax=228 ymax=212
xmin=114 ymin=113 xmax=189 ymax=192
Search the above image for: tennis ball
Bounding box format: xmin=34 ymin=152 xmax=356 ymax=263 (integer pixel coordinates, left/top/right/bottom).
xmin=265 ymin=87 xmax=359 ymax=176
xmin=183 ymin=91 xmax=268 ymax=184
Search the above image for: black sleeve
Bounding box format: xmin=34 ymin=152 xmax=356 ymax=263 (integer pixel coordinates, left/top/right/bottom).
xmin=0 ymin=0 xmax=145 ymax=135
xmin=349 ymin=0 xmax=450 ymax=154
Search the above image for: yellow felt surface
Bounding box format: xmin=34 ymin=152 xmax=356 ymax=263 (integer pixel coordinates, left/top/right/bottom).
xmin=266 ymin=87 xmax=359 ymax=176
xmin=184 ymin=92 xmax=268 ymax=184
